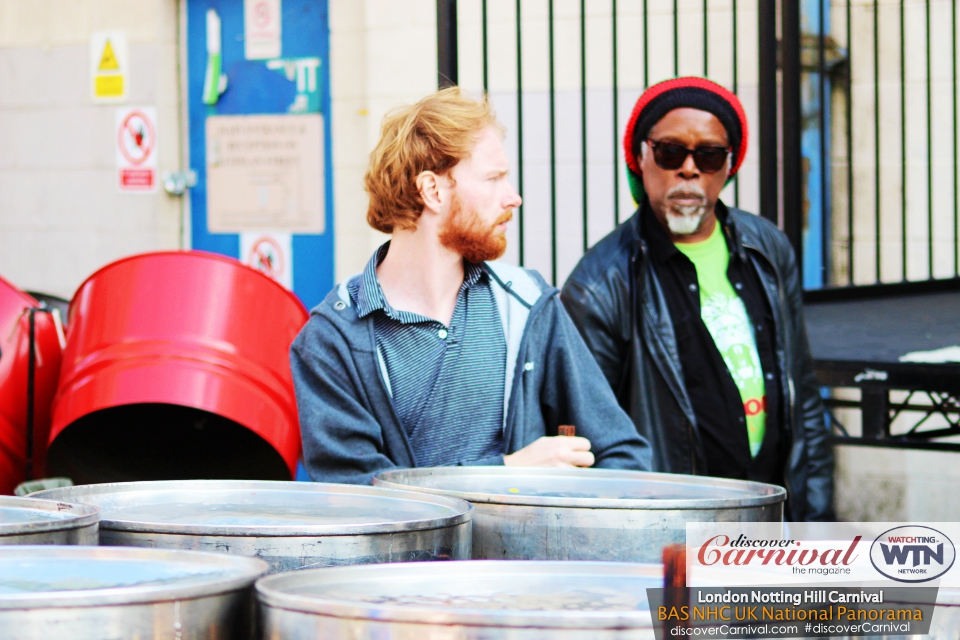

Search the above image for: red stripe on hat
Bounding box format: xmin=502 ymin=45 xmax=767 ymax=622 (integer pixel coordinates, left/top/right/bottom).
xmin=623 ymin=76 xmax=749 ymax=180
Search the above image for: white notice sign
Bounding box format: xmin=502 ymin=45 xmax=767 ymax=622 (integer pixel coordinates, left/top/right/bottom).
xmin=244 ymin=0 xmax=282 ymax=60
xmin=206 ymin=114 xmax=324 ymax=233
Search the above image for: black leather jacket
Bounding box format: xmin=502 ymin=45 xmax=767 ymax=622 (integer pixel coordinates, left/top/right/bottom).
xmin=561 ymin=203 xmax=834 ymax=521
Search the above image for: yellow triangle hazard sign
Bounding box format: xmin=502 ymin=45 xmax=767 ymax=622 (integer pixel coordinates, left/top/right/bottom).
xmin=98 ymin=39 xmax=119 ymax=70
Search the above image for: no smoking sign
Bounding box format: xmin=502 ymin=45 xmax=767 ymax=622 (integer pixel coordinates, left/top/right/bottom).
xmin=241 ymin=232 xmax=293 ymax=289
xmin=249 ymin=236 xmax=284 ymax=280
xmin=116 ymin=107 xmax=158 ymax=192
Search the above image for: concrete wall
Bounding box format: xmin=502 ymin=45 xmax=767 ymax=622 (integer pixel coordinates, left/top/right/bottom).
xmin=328 ymin=0 xmax=436 ymax=281
xmin=835 ymin=445 xmax=960 ymax=521
xmin=0 ymin=0 xmax=182 ymax=298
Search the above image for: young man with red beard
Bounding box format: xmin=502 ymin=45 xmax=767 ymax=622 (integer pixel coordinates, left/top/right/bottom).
xmin=291 ymin=88 xmax=651 ymax=483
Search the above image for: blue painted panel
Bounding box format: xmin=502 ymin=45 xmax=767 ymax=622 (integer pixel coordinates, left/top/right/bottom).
xmin=801 ymin=74 xmax=828 ymax=289
xmin=800 ymin=0 xmax=830 ymax=290
xmin=186 ymin=0 xmax=333 ymax=309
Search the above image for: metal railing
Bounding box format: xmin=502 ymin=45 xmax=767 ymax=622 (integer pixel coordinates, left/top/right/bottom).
xmin=438 ymin=0 xmax=777 ymax=286
xmin=837 ymin=0 xmax=959 ymax=285
xmin=437 ymin=0 xmax=960 ymax=291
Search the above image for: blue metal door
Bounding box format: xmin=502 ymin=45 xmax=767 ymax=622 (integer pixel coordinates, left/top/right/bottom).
xmin=185 ymin=0 xmax=333 ymax=309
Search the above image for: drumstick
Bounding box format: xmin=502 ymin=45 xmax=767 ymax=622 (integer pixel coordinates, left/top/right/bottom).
xmin=662 ymin=543 xmax=689 ymax=631
xmin=662 ymin=543 xmax=686 ymax=589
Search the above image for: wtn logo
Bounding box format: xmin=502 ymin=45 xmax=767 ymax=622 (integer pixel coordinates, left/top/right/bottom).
xmin=879 ymin=543 xmax=944 ymax=567
xmin=870 ymin=526 xmax=956 ymax=583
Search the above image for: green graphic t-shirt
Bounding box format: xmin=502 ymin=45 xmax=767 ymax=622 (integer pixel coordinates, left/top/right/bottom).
xmin=675 ymin=224 xmax=767 ymax=457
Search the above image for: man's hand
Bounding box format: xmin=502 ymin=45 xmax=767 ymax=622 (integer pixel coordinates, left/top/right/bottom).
xmin=503 ymin=436 xmax=594 ymax=468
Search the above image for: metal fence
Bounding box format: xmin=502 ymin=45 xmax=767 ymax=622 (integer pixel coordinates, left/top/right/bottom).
xmin=437 ymin=0 xmax=960 ymax=291
xmin=829 ymin=0 xmax=959 ymax=286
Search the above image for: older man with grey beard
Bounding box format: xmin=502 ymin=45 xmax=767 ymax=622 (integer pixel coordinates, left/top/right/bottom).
xmin=561 ymin=77 xmax=833 ymax=521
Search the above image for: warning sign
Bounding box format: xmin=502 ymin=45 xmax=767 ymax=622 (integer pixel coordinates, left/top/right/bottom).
xmin=116 ymin=107 xmax=158 ymax=192
xmin=99 ymin=41 xmax=119 ymax=69
xmin=241 ymin=232 xmax=293 ymax=289
xmin=90 ymin=31 xmax=128 ymax=103
xmin=245 ymin=0 xmax=282 ymax=60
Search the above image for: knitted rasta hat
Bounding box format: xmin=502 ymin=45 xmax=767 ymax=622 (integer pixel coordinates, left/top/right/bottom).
xmin=623 ymin=76 xmax=749 ymax=203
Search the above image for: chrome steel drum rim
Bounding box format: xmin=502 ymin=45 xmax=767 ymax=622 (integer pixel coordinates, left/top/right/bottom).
xmin=934 ymin=590 xmax=960 ymax=605
xmin=29 ymin=480 xmax=472 ymax=536
xmin=256 ymin=560 xmax=659 ymax=629
xmin=373 ymin=467 xmax=786 ymax=509
xmin=0 ymin=496 xmax=100 ymax=537
xmin=0 ymin=545 xmax=269 ymax=608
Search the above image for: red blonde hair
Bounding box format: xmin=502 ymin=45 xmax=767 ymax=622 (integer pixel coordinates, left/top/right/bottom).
xmin=364 ymin=87 xmax=502 ymax=233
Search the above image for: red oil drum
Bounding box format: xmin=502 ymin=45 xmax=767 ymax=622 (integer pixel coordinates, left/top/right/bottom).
xmin=47 ymin=251 xmax=308 ymax=485
xmin=0 ymin=278 xmax=64 ymax=494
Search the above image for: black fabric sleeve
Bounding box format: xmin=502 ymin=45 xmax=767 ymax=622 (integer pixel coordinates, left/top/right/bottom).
xmin=560 ymin=276 xmax=630 ymax=395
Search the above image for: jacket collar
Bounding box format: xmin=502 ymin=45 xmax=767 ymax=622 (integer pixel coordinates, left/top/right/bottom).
xmin=717 ymin=202 xmax=750 ymax=263
xmin=639 ymin=199 xmax=680 ymax=264
xmin=350 ymin=242 xmax=485 ymax=321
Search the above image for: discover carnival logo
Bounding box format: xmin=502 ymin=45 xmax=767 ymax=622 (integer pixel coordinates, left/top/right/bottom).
xmin=869 ymin=525 xmax=956 ymax=583
xmin=696 ymin=534 xmax=862 ymax=575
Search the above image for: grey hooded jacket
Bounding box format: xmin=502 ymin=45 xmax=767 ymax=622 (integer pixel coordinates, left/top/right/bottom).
xmin=291 ymin=261 xmax=653 ymax=484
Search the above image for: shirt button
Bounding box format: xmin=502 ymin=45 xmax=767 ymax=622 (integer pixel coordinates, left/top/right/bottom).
xmin=765 ymin=373 xmax=774 ymax=380
xmin=438 ymin=328 xmax=448 ymax=339
xmin=735 ymin=282 xmax=743 ymax=290
xmin=756 ymin=325 xmax=763 ymax=332
xmin=738 ymin=417 xmax=745 ymax=424
xmin=688 ymin=283 xmax=697 ymax=292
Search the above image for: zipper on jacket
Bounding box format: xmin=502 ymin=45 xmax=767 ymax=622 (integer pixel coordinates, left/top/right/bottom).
xmin=500 ymin=288 xmax=558 ymax=451
xmin=742 ymin=243 xmax=796 ymax=413
xmin=743 ymin=241 xmax=797 ymax=515
xmin=635 ymin=236 xmax=704 ymax=475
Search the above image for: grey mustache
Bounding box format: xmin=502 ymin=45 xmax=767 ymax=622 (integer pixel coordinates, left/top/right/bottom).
xmin=665 ymin=185 xmax=706 ymax=201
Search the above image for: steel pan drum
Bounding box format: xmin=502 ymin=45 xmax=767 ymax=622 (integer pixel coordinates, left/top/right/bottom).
xmin=47 ymin=251 xmax=308 ymax=484
xmin=31 ymin=480 xmax=472 ymax=573
xmin=374 ymin=467 xmax=784 ymax=562
xmin=0 ymin=277 xmax=63 ymax=494
xmin=897 ymin=589 xmax=960 ymax=639
xmin=0 ymin=495 xmax=98 ymax=545
xmin=0 ymin=545 xmax=268 ymax=640
xmin=257 ymin=560 xmax=660 ymax=639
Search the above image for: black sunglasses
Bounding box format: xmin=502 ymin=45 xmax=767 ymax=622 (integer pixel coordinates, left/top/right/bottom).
xmin=646 ymin=139 xmax=731 ymax=174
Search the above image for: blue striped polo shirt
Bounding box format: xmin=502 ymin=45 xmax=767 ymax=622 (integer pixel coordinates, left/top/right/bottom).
xmin=348 ymin=244 xmax=507 ymax=467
